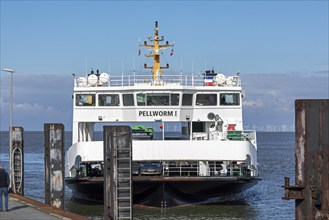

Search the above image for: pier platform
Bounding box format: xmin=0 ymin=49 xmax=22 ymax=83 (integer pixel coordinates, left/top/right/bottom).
xmin=0 ymin=193 xmax=89 ymax=220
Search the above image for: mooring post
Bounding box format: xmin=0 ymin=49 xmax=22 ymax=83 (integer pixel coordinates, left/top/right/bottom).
xmin=44 ymin=123 xmax=65 ymax=209
xmin=104 ymin=126 xmax=133 ymax=220
xmin=282 ymin=99 xmax=329 ymax=219
xmin=11 ymin=126 xmax=24 ymax=195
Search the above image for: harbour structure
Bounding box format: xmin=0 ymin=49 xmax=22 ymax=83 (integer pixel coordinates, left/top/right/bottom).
xmin=64 ymin=21 xmax=259 ymax=207
xmin=4 ymin=194 xmax=88 ymax=220
xmin=283 ymin=100 xmax=329 ymax=219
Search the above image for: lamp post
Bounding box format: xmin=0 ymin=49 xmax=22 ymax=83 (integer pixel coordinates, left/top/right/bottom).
xmin=2 ymin=68 xmax=15 ymax=192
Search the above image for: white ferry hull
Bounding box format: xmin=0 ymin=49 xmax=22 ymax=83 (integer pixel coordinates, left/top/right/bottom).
xmin=65 ymin=138 xmax=259 ymax=207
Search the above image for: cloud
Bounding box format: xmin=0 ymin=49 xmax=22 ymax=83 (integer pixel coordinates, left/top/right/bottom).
xmin=266 ymin=90 xmax=278 ymax=97
xmin=242 ymin=70 xmax=328 ymax=129
xmin=1 ymin=71 xmax=328 ymax=131
xmin=243 ymin=99 xmax=264 ymax=108
xmin=0 ymin=74 xmax=72 ymax=130
xmin=1 ymin=98 xmax=39 ymax=113
xmin=15 ymin=102 xmax=56 ymax=113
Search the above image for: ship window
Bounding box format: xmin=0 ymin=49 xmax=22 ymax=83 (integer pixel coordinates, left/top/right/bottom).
xmin=220 ymin=93 xmax=240 ymax=105
xmin=76 ymin=94 xmax=95 ymax=106
xmin=98 ymin=94 xmax=120 ymax=106
xmin=123 ymin=94 xmax=134 ymax=106
xmin=182 ymin=94 xmax=193 ymax=106
xmin=196 ymin=94 xmax=217 ymax=106
xmin=147 ymin=93 xmax=169 ymax=106
xmin=137 ymin=93 xmax=179 ymax=106
xmin=170 ymin=94 xmax=180 ymax=106
xmin=137 ymin=94 xmax=146 ymax=106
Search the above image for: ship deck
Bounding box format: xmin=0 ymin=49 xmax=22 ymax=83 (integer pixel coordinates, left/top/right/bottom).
xmin=133 ymin=175 xmax=260 ymax=182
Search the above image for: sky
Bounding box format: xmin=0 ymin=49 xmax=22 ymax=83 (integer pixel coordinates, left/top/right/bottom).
xmin=0 ymin=1 xmax=328 ymax=131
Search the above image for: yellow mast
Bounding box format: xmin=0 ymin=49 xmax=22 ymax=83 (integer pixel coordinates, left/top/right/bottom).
xmin=140 ymin=21 xmax=174 ymax=84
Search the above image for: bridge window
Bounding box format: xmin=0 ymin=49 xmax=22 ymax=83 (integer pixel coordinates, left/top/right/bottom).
xmin=182 ymin=94 xmax=193 ymax=106
xmin=98 ymin=94 xmax=120 ymax=106
xmin=137 ymin=94 xmax=146 ymax=106
xmin=76 ymin=94 xmax=95 ymax=106
xmin=123 ymin=94 xmax=134 ymax=106
xmin=137 ymin=93 xmax=180 ymax=106
xmin=196 ymin=94 xmax=217 ymax=106
xmin=147 ymin=93 xmax=169 ymax=106
xmin=171 ymin=94 xmax=180 ymax=106
xmin=220 ymin=93 xmax=240 ymax=105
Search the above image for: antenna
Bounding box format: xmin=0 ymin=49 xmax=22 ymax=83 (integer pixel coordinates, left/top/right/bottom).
xmin=121 ymin=60 xmax=124 ymax=86
xmin=133 ymin=58 xmax=136 ymax=76
xmin=85 ymin=57 xmax=88 ymax=76
xmin=108 ymin=59 xmax=111 ymax=73
xmin=140 ymin=21 xmax=174 ymax=85
xmin=121 ymin=60 xmax=124 ymax=75
xmin=180 ymin=56 xmax=183 ymax=75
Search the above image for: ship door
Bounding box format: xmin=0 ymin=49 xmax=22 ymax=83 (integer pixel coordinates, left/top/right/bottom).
xmin=192 ymin=122 xmax=207 ymax=140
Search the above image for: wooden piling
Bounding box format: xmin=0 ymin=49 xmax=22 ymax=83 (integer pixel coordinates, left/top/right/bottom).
xmin=283 ymin=99 xmax=329 ymax=219
xmin=11 ymin=126 xmax=24 ymax=195
xmin=44 ymin=123 xmax=65 ymax=209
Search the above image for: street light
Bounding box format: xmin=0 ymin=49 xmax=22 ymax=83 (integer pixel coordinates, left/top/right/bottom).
xmin=2 ymin=68 xmax=15 ymax=192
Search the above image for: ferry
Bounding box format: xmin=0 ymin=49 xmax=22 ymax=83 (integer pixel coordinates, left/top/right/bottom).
xmin=65 ymin=21 xmax=259 ymax=207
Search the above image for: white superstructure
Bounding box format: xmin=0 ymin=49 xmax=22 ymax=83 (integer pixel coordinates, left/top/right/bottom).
xmin=65 ymin=70 xmax=258 ymax=177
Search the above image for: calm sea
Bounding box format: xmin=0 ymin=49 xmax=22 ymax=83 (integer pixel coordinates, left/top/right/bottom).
xmin=0 ymin=131 xmax=295 ymax=219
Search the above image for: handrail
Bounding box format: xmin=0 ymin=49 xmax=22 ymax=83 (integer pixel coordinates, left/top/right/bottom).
xmin=161 ymin=160 xmax=250 ymax=177
xmin=74 ymin=74 xmax=241 ymax=88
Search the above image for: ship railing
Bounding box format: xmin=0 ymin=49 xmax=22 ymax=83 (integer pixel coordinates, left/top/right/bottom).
xmin=223 ymin=130 xmax=257 ymax=146
xmin=162 ymin=160 xmax=250 ymax=178
xmin=242 ymin=130 xmax=257 ymax=147
xmin=75 ymin=74 xmax=241 ymax=87
xmin=109 ymin=74 xmax=206 ymax=87
xmin=69 ymin=161 xmax=103 ymax=178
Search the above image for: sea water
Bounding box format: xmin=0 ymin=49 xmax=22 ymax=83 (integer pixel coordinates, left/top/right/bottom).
xmin=0 ymin=131 xmax=295 ymax=219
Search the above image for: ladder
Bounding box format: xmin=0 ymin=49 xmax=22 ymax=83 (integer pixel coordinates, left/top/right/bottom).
xmin=104 ymin=126 xmax=133 ymax=220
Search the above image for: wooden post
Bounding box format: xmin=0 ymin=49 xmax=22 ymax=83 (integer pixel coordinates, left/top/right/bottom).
xmin=283 ymin=99 xmax=329 ymax=219
xmin=44 ymin=123 xmax=65 ymax=209
xmin=11 ymin=126 xmax=24 ymax=195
